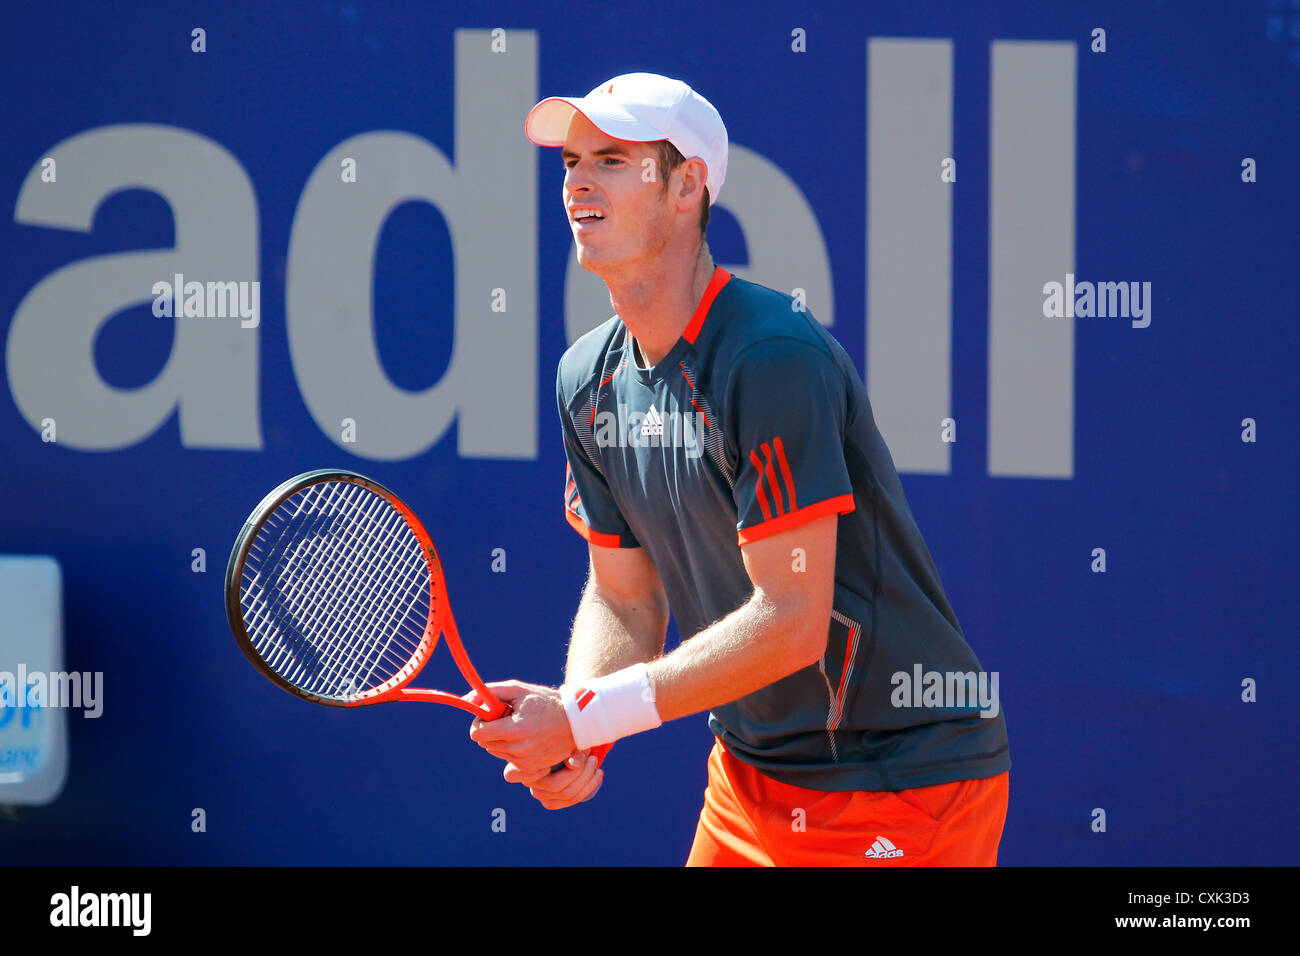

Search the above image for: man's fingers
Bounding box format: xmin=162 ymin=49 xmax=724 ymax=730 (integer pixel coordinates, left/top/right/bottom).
xmin=557 ymin=756 xmax=600 ymax=801
xmin=528 ymin=757 xmax=588 ymax=797
xmin=481 ymin=680 xmax=534 ymax=703
xmin=467 ymin=681 xmax=559 ymax=743
xmin=580 ymin=772 xmax=604 ymax=803
xmin=480 ymin=740 xmax=521 ymax=759
xmin=503 ymin=762 xmax=552 ymax=787
xmin=505 ymin=753 xmax=584 ymax=786
xmin=535 ymin=770 xmax=602 ymax=810
xmin=530 ymin=758 xmax=604 ymax=810
xmin=520 ymin=755 xmax=586 ymax=796
xmin=468 ymin=714 xmax=527 ymax=745
xmin=491 ymin=750 xmax=559 ymax=780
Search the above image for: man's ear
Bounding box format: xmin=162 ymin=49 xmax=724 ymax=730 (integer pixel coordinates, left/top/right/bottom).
xmin=678 ymin=158 xmax=708 ymax=208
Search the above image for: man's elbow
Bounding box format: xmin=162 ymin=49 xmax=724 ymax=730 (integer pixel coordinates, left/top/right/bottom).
xmin=775 ymin=603 xmax=831 ymax=671
xmin=794 ymin=623 xmax=830 ymax=670
xmin=589 ymin=575 xmax=666 ymax=620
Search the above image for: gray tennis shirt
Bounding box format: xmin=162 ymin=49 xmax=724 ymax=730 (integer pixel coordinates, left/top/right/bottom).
xmin=557 ymin=266 xmax=1010 ymax=791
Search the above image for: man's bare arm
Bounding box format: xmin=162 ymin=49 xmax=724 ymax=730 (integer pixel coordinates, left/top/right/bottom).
xmin=470 ymin=514 xmax=836 ymax=775
xmin=565 ymin=544 xmax=670 ymax=683
xmin=646 ymin=513 xmax=836 ymax=722
xmin=482 ymin=545 xmax=667 ymax=809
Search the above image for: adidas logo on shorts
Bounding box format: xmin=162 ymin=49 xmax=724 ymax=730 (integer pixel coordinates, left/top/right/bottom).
xmin=864 ymin=836 xmax=905 ymax=859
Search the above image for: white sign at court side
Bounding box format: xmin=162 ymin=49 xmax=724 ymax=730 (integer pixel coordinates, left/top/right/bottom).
xmin=7 ymin=31 xmax=1074 ymax=478
xmin=0 ymin=556 xmax=68 ymax=806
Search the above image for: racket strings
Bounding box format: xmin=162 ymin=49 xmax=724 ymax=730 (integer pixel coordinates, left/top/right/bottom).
xmin=246 ymin=482 xmax=427 ymax=697
xmin=270 ymin=484 xmax=417 ymax=688
xmin=246 ymin=484 xmax=396 ymax=685
xmin=302 ymin=484 xmax=429 ymax=690
xmin=269 ymin=482 xmax=428 ymax=694
xmin=250 ymin=485 xmax=365 ymax=679
xmin=239 ymin=479 xmax=436 ymax=700
xmin=243 ymin=485 xmax=374 ymax=695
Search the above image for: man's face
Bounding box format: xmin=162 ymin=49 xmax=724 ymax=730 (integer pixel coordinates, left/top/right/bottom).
xmin=560 ymin=112 xmax=672 ymax=274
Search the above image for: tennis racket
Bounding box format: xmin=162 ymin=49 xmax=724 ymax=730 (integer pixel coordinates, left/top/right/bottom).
xmin=224 ymin=468 xmax=607 ymax=770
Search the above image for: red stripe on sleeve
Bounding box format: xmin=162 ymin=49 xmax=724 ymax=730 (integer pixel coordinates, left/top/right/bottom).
xmin=760 ymin=442 xmax=784 ymax=515
xmin=773 ymin=435 xmax=797 ymax=511
xmin=749 ymin=450 xmax=774 ymax=521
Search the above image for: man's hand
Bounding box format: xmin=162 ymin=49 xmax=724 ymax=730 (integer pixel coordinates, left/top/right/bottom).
xmin=506 ymin=751 xmax=605 ymax=810
xmin=467 ymin=680 xmax=577 ymax=779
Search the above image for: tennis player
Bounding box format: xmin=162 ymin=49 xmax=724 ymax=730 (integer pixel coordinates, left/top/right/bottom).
xmin=469 ymin=73 xmax=1011 ymax=865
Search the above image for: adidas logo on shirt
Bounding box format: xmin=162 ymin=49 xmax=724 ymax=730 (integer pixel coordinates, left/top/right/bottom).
xmin=864 ymin=836 xmax=905 ymax=859
xmin=640 ymin=403 xmax=664 ymax=437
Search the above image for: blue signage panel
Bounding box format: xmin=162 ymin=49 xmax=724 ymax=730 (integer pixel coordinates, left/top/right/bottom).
xmin=0 ymin=1 xmax=1295 ymax=864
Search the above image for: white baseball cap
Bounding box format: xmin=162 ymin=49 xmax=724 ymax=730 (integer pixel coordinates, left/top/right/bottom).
xmin=525 ymin=72 xmax=728 ymax=204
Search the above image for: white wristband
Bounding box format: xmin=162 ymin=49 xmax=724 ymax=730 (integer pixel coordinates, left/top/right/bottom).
xmin=561 ymin=663 xmax=662 ymax=750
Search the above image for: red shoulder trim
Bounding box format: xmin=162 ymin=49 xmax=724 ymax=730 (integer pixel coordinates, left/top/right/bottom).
xmin=682 ymin=266 xmax=732 ymax=345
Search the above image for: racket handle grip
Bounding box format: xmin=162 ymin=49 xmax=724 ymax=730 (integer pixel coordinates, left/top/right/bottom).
xmin=493 ymin=700 xmax=613 ymax=773
xmin=493 ymin=700 xmax=567 ymax=773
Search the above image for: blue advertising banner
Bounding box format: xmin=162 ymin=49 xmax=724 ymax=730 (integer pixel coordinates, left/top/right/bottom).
xmin=0 ymin=0 xmax=1295 ymax=865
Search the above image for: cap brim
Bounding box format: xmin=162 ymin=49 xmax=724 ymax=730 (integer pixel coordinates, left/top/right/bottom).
xmin=525 ymin=95 xmax=665 ymax=146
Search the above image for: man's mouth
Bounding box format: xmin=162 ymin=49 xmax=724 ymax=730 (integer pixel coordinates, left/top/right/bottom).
xmin=573 ymin=210 xmax=606 ymax=227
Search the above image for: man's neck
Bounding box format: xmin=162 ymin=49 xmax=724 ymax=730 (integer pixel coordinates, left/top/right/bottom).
xmin=608 ymin=246 xmax=715 ymax=368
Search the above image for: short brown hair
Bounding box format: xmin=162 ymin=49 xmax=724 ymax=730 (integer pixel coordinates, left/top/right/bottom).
xmin=653 ymin=140 xmax=710 ymax=237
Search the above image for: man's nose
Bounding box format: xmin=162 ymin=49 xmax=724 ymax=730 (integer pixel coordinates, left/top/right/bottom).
xmin=565 ymin=161 xmax=595 ymax=194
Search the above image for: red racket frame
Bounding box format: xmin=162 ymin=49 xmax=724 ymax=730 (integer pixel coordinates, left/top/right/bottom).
xmin=226 ymin=469 xmax=505 ymax=718
xmin=225 ymin=469 xmax=609 ymax=767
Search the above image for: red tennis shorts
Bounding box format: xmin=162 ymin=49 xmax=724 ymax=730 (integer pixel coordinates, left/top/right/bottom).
xmin=685 ymin=739 xmax=1009 ymax=866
